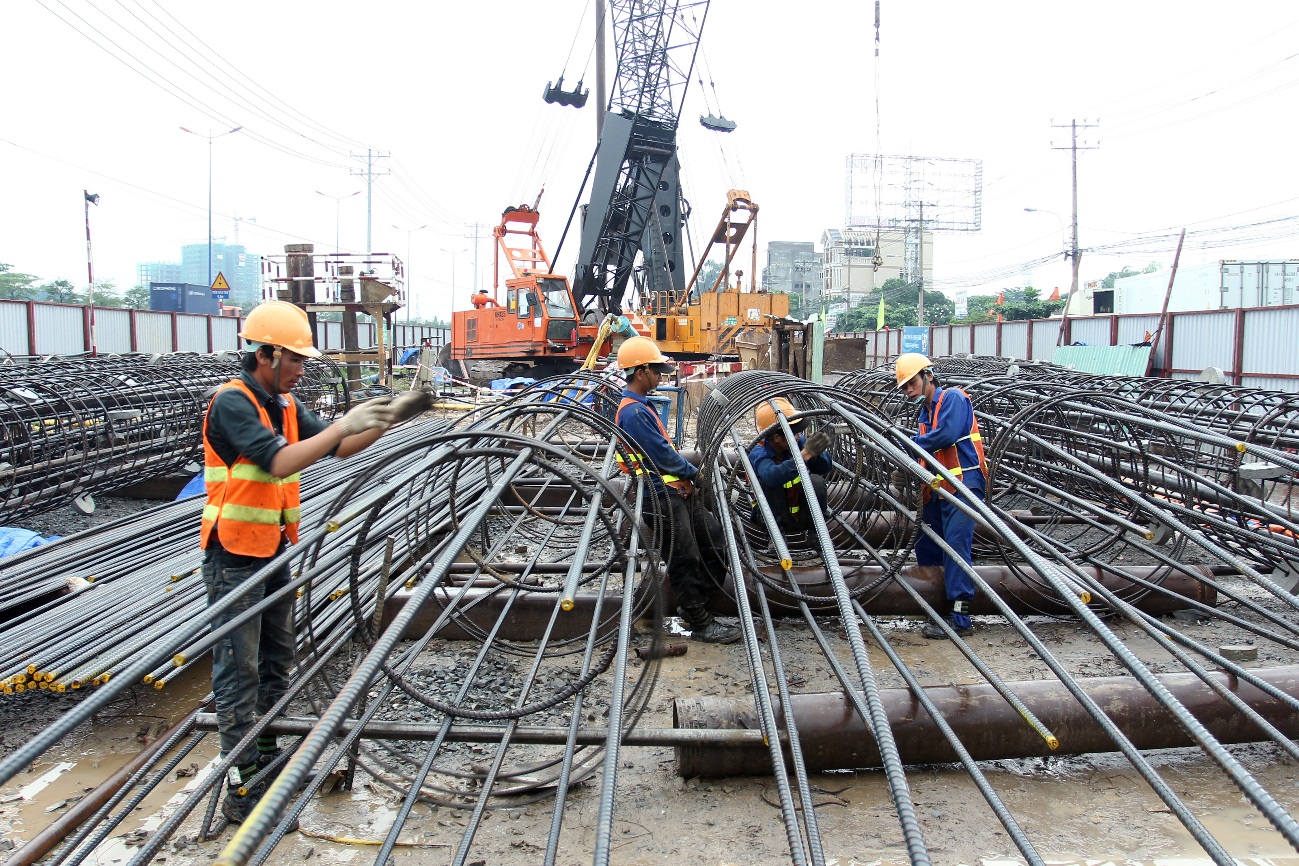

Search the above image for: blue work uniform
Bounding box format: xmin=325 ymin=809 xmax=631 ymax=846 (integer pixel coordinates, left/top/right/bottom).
xmin=615 ymin=388 xmax=724 ymax=614
xmin=748 ymin=434 xmax=832 ymax=534
xmin=912 ymin=385 xmax=985 ymax=629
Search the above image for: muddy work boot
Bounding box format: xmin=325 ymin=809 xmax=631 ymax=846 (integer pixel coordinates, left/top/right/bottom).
xmin=680 ymin=607 xmax=741 ymax=644
xmin=222 ymin=777 xmax=300 ymax=832
xmin=922 ymin=617 xmax=974 ymax=640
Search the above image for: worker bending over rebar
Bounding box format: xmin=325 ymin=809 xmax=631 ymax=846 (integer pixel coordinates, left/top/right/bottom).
xmin=613 ymin=336 xmax=740 ymax=644
xmin=896 ymin=352 xmax=988 ymax=639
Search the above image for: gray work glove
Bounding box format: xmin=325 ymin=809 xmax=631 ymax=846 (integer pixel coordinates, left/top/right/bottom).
xmin=388 ymin=388 xmax=436 ymax=425
xmin=337 ymin=398 xmax=395 ymax=437
xmin=804 ymin=427 xmax=836 ymax=457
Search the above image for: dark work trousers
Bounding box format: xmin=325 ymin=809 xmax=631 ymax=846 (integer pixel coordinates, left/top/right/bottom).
xmin=202 ymin=540 xmax=294 ymax=769
xmin=651 ymin=486 xmax=727 ymax=613
xmin=914 ymin=487 xmax=984 ymax=629
xmin=761 ymin=473 xmax=829 ymax=536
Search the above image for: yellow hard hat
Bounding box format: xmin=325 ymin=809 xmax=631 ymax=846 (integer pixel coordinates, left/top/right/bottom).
xmin=617 ymin=336 xmax=673 ymax=371
xmin=755 ymin=397 xmax=806 ymax=434
xmin=894 ymin=353 xmax=933 ymax=387
xmin=239 ymin=301 xmax=321 ymax=358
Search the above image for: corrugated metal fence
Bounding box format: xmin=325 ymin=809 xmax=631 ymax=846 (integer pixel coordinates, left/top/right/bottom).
xmin=0 ymin=300 xmax=450 ymax=360
xmin=839 ymin=302 xmax=1299 ymax=391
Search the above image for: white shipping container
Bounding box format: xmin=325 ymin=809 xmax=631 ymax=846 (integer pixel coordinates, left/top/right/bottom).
xmin=1220 ymin=261 xmax=1299 ymax=308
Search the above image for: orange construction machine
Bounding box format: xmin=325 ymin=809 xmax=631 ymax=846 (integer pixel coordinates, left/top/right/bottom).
xmin=448 ymin=204 xmax=611 ymax=378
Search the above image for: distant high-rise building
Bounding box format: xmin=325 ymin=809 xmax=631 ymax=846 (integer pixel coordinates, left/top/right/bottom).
xmin=763 ymin=242 xmax=822 ymax=313
xmin=819 ymin=228 xmax=932 ymax=307
xmin=137 ymin=241 xmax=262 ymax=308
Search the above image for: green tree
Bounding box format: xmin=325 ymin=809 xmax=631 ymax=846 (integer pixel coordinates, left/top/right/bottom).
xmin=40 ymin=279 xmax=80 ymax=304
xmin=0 ymin=263 xmax=39 ymax=300
xmin=692 ymin=259 xmax=726 ymax=294
xmin=123 ymin=283 xmax=150 ymax=309
xmin=89 ymin=279 xmax=123 ymax=308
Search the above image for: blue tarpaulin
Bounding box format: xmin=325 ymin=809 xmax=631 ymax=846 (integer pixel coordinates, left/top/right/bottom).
xmin=0 ymin=527 xmax=60 ymax=558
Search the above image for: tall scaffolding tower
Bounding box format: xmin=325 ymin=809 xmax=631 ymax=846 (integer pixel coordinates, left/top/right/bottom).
xmin=846 ymin=154 xmax=982 ymax=322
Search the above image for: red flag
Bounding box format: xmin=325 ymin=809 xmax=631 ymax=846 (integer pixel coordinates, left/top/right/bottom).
xmin=1048 ymin=286 xmax=1060 ymax=301
xmin=996 ymin=291 xmax=1005 ymax=305
xmin=996 ymin=312 xmax=1004 ymax=323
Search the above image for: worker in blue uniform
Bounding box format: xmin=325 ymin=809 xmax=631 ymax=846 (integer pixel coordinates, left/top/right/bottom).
xmin=614 ymin=336 xmax=739 ymax=644
xmin=896 ymin=353 xmax=988 ymax=639
xmin=749 ymin=397 xmax=835 ymax=541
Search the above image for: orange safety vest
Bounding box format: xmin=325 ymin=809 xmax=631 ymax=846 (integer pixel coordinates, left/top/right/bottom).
xmin=919 ymin=387 xmax=987 ymax=501
xmin=614 ymin=396 xmax=690 ymax=494
xmin=200 ymin=379 xmax=302 ymax=556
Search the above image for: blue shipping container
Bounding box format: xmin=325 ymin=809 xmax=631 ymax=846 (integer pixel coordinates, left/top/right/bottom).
xmin=183 ymin=285 xmax=219 ymax=316
xmin=149 ymin=284 xmax=181 ymax=312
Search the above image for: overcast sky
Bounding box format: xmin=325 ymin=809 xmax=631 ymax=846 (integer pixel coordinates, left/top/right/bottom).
xmin=3 ymin=0 xmax=1297 ymax=321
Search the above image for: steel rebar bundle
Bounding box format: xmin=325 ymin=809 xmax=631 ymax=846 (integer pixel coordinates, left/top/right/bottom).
xmin=0 ymin=353 xmax=350 ymax=524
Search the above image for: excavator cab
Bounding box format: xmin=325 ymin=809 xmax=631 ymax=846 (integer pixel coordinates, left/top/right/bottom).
xmin=449 ymin=204 xmax=592 ymax=376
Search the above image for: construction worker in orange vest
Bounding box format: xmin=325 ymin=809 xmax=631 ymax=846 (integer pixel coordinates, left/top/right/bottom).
xmin=896 ymin=353 xmax=988 ymax=639
xmin=613 ymin=336 xmax=739 ymax=644
xmin=201 ymin=300 xmax=431 ymax=824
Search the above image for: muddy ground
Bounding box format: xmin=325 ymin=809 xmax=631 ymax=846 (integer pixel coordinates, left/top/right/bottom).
xmin=3 ymin=570 xmax=1298 ymax=865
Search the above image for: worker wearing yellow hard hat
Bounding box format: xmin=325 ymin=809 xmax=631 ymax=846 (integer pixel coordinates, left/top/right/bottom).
xmin=749 ymin=397 xmax=835 ymax=549
xmin=203 ymin=300 xmax=432 ymax=825
xmin=613 ymin=337 xmax=739 ymax=644
xmin=896 ymin=352 xmax=988 ymax=639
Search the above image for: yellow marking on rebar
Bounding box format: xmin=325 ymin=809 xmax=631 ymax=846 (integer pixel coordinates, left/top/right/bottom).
xmin=295 ymin=589 xmax=304 ymax=599
xmin=326 ymin=520 xmax=341 ymax=532
xmin=43 ymin=672 xmax=54 ymax=682
xmin=143 ymin=674 xmax=154 ymax=684
xmin=100 ymin=673 xmax=111 ymax=684
xmin=1235 ymin=442 xmax=1247 ymax=453
xmin=780 ymin=558 xmax=793 ymax=571
xmin=154 ymin=680 xmax=165 ymax=690
xmin=560 ymin=598 xmax=575 ymax=612
xmin=1078 ymin=591 xmax=1092 ymax=604
xmin=70 ymin=682 xmax=80 ymax=690
xmin=13 ymin=674 xmax=25 ymax=684
xmin=174 ymin=654 xmax=186 ymax=666
xmin=38 ymin=681 xmax=48 ymax=690
xmin=171 ymin=574 xmax=182 ymax=581
xmin=1144 ymin=531 xmax=1155 ymax=540
xmin=55 ymin=684 xmax=66 ymax=693
xmin=26 ymin=664 xmax=36 ymax=675
xmin=1046 ymin=735 xmax=1059 ymax=750
xmin=929 ymin=477 xmax=942 ymax=490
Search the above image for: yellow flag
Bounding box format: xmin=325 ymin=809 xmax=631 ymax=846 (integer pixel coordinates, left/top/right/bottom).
xmin=875 ymin=295 xmax=885 ymax=330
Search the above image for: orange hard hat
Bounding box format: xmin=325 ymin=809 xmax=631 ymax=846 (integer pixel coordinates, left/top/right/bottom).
xmin=617 ymin=336 xmax=674 ymax=371
xmin=755 ymin=397 xmax=806 ymax=434
xmin=239 ymin=301 xmax=321 ymax=358
xmin=894 ymin=353 xmax=933 ymax=388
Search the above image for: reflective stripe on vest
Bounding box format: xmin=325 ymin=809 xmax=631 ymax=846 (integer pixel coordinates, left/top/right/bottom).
xmin=199 ymin=379 xmax=303 ymax=556
xmin=614 ymin=397 xmax=688 ymax=491
xmin=918 ymin=387 xmax=988 ymax=500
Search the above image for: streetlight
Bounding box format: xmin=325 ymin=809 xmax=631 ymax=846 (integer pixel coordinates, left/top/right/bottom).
xmin=393 ymin=223 xmax=427 ymax=321
xmin=440 ymin=247 xmax=469 ymax=312
xmin=318 ymin=190 xmax=362 ymax=254
xmin=180 ymin=127 xmax=244 ymax=288
xmin=1024 ymin=207 xmax=1069 ymax=260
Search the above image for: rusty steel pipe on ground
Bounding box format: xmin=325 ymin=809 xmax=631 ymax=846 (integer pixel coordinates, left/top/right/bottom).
xmin=381 ymin=564 xmax=1215 ymax=639
xmin=674 ymin=665 xmax=1299 ymax=778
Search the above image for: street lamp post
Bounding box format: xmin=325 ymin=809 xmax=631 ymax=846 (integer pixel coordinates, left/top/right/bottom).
xmin=440 ymin=247 xmax=469 ymax=313
xmin=394 ymin=224 xmax=427 ymax=322
xmin=318 ymin=190 xmax=362 ymax=254
xmin=180 ymin=126 xmax=242 ymax=287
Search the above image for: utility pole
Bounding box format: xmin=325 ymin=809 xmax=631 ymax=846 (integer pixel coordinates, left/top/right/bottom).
xmin=595 ymin=0 xmax=606 ymax=139
xmin=464 ymin=222 xmax=488 ymax=298
xmin=1051 ymin=119 xmax=1098 ymax=308
xmin=916 ymin=200 xmax=924 ymax=327
xmin=349 ymin=148 xmax=391 ymax=258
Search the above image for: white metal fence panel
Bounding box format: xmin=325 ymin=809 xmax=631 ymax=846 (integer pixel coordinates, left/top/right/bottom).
xmin=1000 ymin=322 xmax=1028 ymax=359
xmin=927 ymin=326 xmax=951 ymax=357
xmin=1117 ymin=314 xmax=1159 ymax=345
xmin=33 ymin=304 xmax=85 ymax=355
xmin=949 ymin=325 xmax=971 ymax=354
xmin=1067 ymin=317 xmax=1110 ymax=347
xmin=0 ymin=302 xmax=29 ymax=356
xmin=1243 ymin=307 xmax=1299 ymax=378
xmin=1169 ymin=310 xmax=1235 ymax=375
xmin=95 ymin=308 xmax=131 ymax=354
xmin=212 ymin=317 xmax=241 ymax=351
xmin=1030 ymin=320 xmax=1060 ymax=360
xmin=177 ymin=315 xmax=209 ymax=352
xmin=972 ymin=323 xmax=997 ymax=355
xmin=1241 ymin=375 xmax=1296 ymax=391
xmin=135 ymin=311 xmax=174 ymax=353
